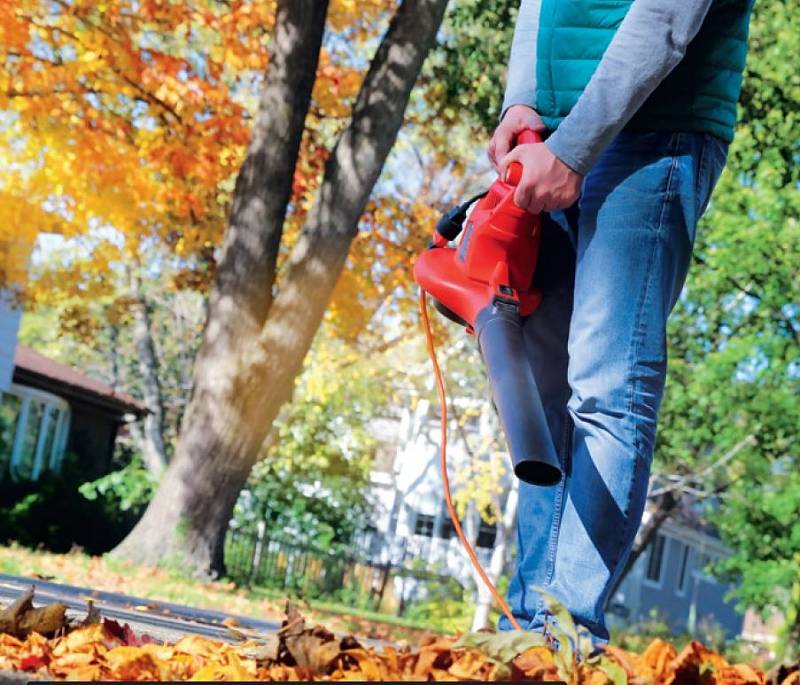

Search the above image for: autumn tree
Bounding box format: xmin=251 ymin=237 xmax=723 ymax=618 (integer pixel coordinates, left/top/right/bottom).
xmin=4 ymin=0 xmax=460 ymax=574
xmin=2 ymin=0 xmax=261 ymax=472
xmin=106 ymin=0 xmax=452 ymax=575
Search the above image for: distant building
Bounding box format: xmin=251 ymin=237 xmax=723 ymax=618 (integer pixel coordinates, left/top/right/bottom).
xmin=0 ymin=293 xmax=146 ymax=486
xmin=608 ymin=511 xmax=744 ymax=639
xmin=366 ymin=399 xmax=502 ymax=586
xmin=366 ymin=397 xmax=746 ymax=639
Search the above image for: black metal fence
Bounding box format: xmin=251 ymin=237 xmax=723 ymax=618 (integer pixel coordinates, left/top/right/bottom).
xmin=223 ymin=526 xmax=463 ymax=615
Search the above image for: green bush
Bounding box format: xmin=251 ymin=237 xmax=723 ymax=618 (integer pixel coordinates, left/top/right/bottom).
xmin=402 ymin=572 xmax=474 ymax=633
xmin=0 ymin=446 xmax=154 ymax=554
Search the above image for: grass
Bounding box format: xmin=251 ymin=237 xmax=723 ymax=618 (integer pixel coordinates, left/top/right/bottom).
xmin=0 ymin=543 xmax=451 ymax=642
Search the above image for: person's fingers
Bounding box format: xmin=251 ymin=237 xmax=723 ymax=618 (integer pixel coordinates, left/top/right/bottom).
xmin=493 ymin=128 xmax=514 ymax=168
xmin=529 ymin=191 xmax=546 ymax=215
xmin=513 ymin=166 xmax=539 ymax=212
xmin=514 ymin=184 xmax=531 ymax=211
xmin=527 ymin=181 xmax=552 ymax=214
xmin=497 ymin=146 xmax=521 ymax=179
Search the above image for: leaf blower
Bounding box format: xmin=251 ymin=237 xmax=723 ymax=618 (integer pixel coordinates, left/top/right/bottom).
xmin=414 ymin=128 xmax=562 ymax=487
xmin=414 ymin=129 xmax=562 ymax=631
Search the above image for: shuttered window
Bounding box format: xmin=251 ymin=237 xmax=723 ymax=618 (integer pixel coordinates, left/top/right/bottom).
xmin=645 ymin=534 xmax=667 ymax=584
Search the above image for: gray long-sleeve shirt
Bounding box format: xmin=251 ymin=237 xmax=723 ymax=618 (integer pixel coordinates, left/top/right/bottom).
xmin=503 ymin=0 xmax=715 ymax=175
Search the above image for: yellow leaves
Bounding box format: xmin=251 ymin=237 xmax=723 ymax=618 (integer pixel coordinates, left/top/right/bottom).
xmin=512 ymin=645 xmax=565 ymax=681
xmin=452 ymin=449 xmax=508 ymax=522
xmin=1 ymin=1 xmax=248 ymax=292
xmin=0 ymin=590 xmax=793 ymax=684
xmin=641 ymin=637 xmax=678 ymax=677
xmin=313 ymin=54 xmax=365 ymax=118
xmin=581 ymin=638 xmax=774 ymax=685
xmin=0 ymin=192 xmax=52 ymax=291
xmin=0 ymin=0 xmax=445 ymax=317
xmin=327 ymin=0 xmax=392 ymax=33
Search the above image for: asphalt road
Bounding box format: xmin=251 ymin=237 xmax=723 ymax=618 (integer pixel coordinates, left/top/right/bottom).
xmin=0 ymin=572 xmax=281 ymax=645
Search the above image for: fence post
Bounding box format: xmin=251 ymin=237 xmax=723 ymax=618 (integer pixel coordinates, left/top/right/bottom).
xmin=249 ymin=520 xmax=266 ymax=583
xmin=396 ymin=540 xmax=409 ymax=617
xmin=373 ymin=560 xmax=392 ymax=612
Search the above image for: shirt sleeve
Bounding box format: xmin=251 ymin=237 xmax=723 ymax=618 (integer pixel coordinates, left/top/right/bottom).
xmin=501 ymin=0 xmax=542 ymax=119
xmin=545 ymin=0 xmax=715 ymax=176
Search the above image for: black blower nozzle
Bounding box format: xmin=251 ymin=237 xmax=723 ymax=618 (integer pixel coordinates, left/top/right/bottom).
xmin=475 ymin=303 xmax=562 ymax=487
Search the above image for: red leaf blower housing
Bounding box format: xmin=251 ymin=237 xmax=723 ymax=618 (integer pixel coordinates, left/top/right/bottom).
xmin=413 ymin=129 xmax=562 ymax=487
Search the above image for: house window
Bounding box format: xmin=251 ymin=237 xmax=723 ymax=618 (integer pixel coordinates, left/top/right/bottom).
xmin=440 ymin=516 xmax=456 ymax=540
xmin=414 ymin=513 xmax=435 ymax=537
xmin=0 ymin=392 xmax=21 ymax=475
xmin=0 ymin=384 xmax=70 ymax=483
xmin=476 ymin=521 xmax=497 ymax=549
xmin=645 ymin=534 xmax=667 ymax=584
xmin=676 ymin=543 xmax=690 ymax=595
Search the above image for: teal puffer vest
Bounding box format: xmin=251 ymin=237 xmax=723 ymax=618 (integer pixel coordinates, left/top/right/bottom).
xmin=535 ymin=0 xmax=755 ymax=142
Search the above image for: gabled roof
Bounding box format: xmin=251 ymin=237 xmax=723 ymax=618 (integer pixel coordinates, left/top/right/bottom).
xmin=12 ymin=345 xmax=147 ymax=417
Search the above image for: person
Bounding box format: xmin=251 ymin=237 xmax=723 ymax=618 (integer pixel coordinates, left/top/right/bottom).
xmin=490 ymin=0 xmax=755 ymax=644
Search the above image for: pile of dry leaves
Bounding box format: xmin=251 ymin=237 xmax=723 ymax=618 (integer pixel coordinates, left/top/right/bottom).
xmin=0 ymin=588 xmax=798 ymax=682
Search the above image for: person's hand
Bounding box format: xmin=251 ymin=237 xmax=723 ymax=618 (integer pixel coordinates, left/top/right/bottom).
xmin=488 ymin=104 xmax=546 ymax=169
xmin=498 ymin=143 xmax=583 ymax=214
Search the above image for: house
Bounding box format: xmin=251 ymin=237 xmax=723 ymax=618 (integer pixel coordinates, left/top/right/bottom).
xmin=0 ymin=292 xmax=146 ymax=487
xmin=366 ymin=398 xmax=503 ymax=584
xmin=608 ymin=510 xmax=744 ymax=639
xmin=366 ymin=396 xmax=746 ymax=639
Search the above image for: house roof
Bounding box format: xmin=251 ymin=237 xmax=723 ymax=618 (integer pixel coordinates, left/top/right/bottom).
xmin=12 ymin=345 xmax=147 ymax=418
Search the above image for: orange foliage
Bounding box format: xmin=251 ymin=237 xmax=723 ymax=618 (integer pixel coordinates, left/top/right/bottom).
xmin=0 ymin=0 xmax=395 ymax=316
xmin=0 ymin=595 xmax=795 ymax=683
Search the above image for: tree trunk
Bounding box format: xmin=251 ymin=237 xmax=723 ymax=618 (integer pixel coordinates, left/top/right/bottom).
xmin=113 ymin=0 xmax=450 ymax=577
xmin=471 ymin=479 xmax=519 ymax=631
xmin=606 ymin=489 xmax=680 ymax=602
xmin=129 ymin=277 xmax=168 ymax=476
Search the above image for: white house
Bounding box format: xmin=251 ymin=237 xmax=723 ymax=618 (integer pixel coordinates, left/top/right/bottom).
xmin=0 ymin=281 xmax=145 ymax=488
xmin=365 ymin=395 xmax=746 ymax=638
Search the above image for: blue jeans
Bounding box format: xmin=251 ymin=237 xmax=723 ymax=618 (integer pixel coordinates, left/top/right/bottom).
xmin=498 ymin=131 xmax=728 ymax=641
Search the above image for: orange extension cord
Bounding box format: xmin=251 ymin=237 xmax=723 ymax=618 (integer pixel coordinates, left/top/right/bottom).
xmin=418 ymin=289 xmax=523 ymax=631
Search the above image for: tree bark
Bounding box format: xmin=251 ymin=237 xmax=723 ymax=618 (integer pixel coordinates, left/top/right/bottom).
xmin=471 ymin=479 xmax=519 ymax=631
xmin=129 ymin=277 xmax=168 ymax=476
xmin=113 ymin=0 xmax=450 ymax=577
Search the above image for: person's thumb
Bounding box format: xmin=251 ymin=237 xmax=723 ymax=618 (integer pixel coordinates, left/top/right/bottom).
xmin=497 ymin=146 xmax=522 ymax=180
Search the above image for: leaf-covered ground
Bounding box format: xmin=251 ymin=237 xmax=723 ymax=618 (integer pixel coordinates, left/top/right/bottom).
xmin=0 ymin=544 xmax=440 ymax=642
xmin=1 ymin=589 xmax=799 ymax=683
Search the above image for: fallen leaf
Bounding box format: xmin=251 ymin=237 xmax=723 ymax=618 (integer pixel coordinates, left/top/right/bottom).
xmin=0 ymin=587 xmax=34 ymax=636
xmin=101 ymin=618 xmax=157 ymax=646
xmin=0 ymin=594 xmax=796 ymax=683
xmin=0 ymin=587 xmax=67 ymax=638
xmin=239 ymin=634 xmax=280 ymax=662
xmin=19 ymin=604 xmax=67 ymax=637
xmin=80 ymin=600 xmax=101 ymax=627
xmin=641 ymin=638 xmax=677 ymax=679
xmin=20 ymin=653 xmax=48 ymax=671
xmin=456 ymin=630 xmax=546 ymax=664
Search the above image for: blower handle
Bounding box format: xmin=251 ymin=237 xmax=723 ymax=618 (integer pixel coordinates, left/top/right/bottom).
xmin=505 ymin=128 xmax=543 ymax=186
